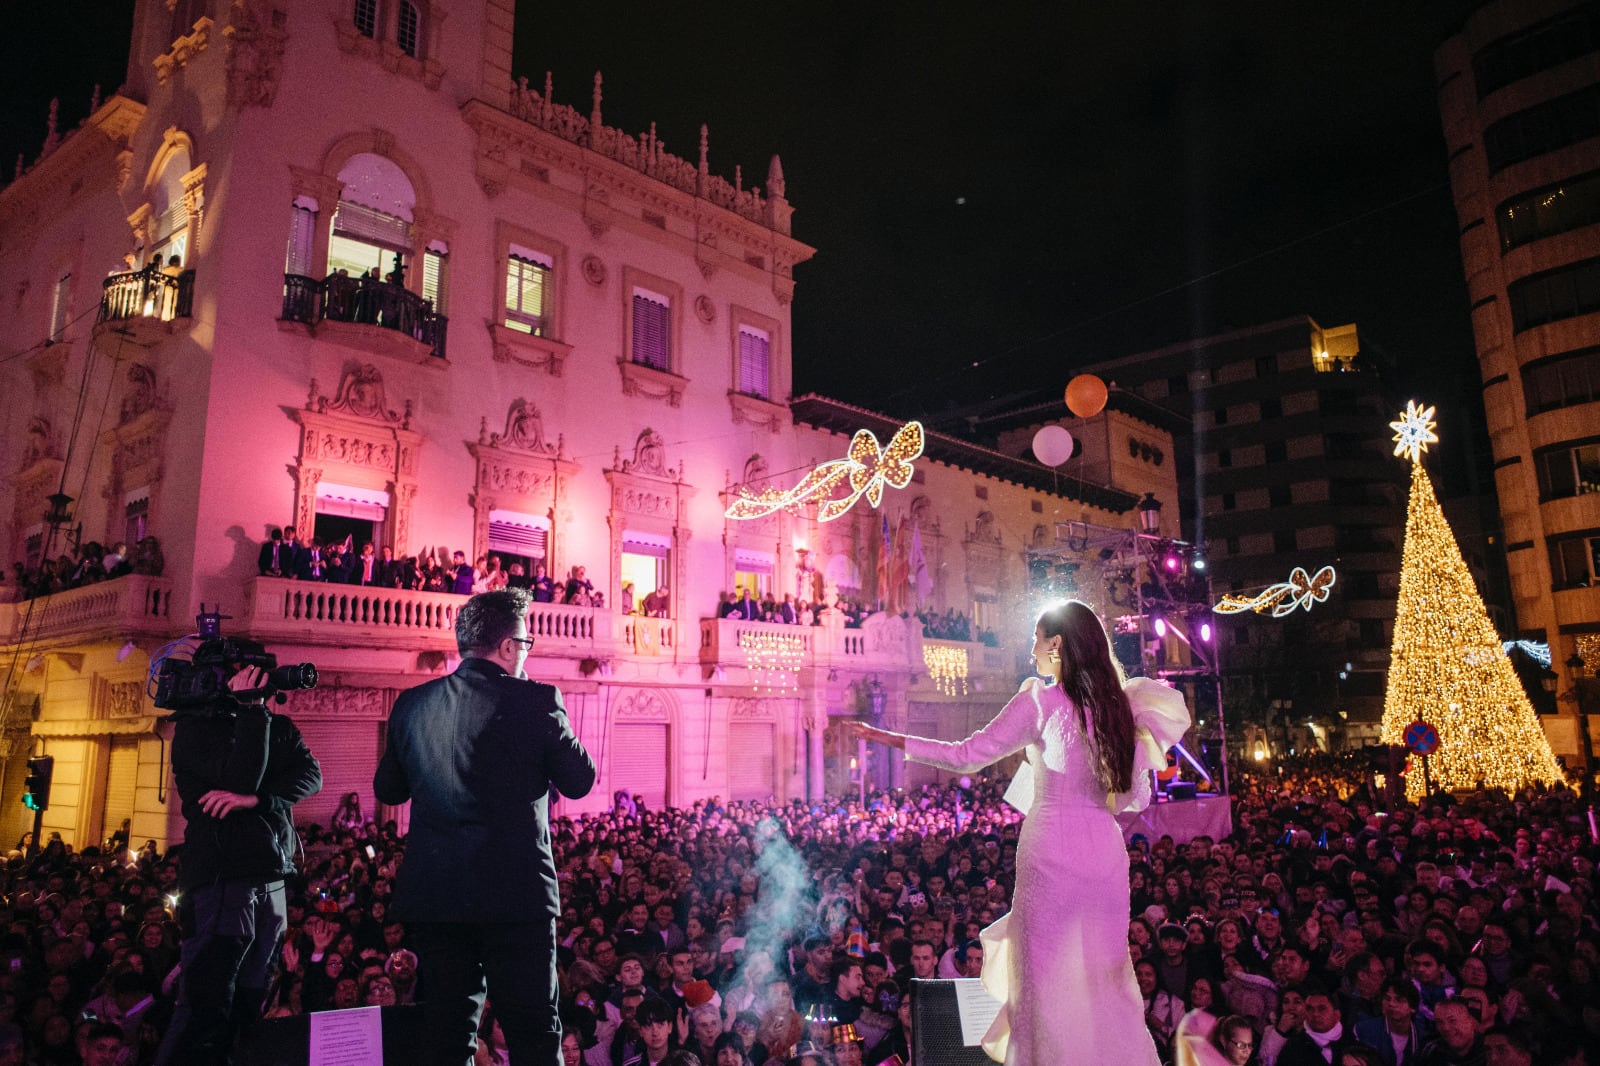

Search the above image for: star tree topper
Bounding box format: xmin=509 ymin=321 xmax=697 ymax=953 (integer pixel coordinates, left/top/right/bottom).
xmin=1389 ymin=400 xmax=1439 ymax=464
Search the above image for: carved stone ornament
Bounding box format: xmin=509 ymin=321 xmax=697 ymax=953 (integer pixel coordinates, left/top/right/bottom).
xmin=582 ymin=255 xmax=607 ymax=286
xmin=731 ymin=697 xmax=778 ymax=720
xmin=21 ymin=416 xmax=57 ymax=467
xmin=483 ymin=398 xmax=561 ymax=456
xmin=310 ymin=364 xmax=409 ymax=426
xmin=101 ymin=680 xmax=146 ymax=718
xmin=223 ymin=1 xmax=287 ymax=108
xmin=622 ymin=428 xmax=668 ymax=477
xmin=279 ymin=686 xmax=390 ymax=718
xmin=120 ymin=363 xmax=161 ymax=425
xmin=694 ymin=294 xmax=716 ymax=323
xmin=153 ymin=16 xmax=213 ymax=85
xmin=742 ymin=453 xmax=768 ymax=486
xmin=613 ymin=689 xmax=671 ymax=720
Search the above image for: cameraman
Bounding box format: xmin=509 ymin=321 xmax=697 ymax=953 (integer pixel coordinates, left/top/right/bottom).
xmin=156 ymin=664 xmax=322 ymax=1065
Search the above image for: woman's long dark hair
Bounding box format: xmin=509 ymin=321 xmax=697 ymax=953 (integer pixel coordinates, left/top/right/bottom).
xmin=1039 ymin=600 xmax=1135 ymax=793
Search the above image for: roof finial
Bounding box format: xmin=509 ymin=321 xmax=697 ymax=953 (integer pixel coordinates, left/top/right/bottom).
xmin=767 ymin=154 xmax=786 ymax=200
xmin=735 ymin=164 xmax=743 ymax=193
xmin=89 ymin=84 xmax=101 ymax=113
xmin=590 ymin=71 xmax=603 ymax=130
xmin=40 ymin=98 xmax=61 ymax=158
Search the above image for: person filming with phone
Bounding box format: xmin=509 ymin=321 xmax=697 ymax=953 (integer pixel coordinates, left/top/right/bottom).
xmin=376 ymin=587 xmax=596 ymax=1064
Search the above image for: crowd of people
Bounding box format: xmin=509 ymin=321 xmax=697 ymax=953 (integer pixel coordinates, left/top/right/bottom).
xmin=0 ymin=752 xmax=1592 ymax=1064
xmin=255 ymin=527 xmax=640 ymax=611
xmin=914 ymin=609 xmax=997 ymax=647
xmin=4 ymin=538 xmax=165 ymax=602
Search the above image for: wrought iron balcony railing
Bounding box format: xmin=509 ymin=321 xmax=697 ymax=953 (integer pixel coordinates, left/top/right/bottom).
xmin=282 ymin=274 xmax=448 ymax=359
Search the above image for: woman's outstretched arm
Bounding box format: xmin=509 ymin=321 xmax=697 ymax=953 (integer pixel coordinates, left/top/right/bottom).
xmin=849 ymin=677 xmax=1043 ymax=773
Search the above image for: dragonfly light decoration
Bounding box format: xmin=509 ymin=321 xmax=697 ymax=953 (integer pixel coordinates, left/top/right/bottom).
xmin=725 ymin=421 xmax=926 ymax=522
xmin=1213 ymin=564 xmax=1338 ymax=617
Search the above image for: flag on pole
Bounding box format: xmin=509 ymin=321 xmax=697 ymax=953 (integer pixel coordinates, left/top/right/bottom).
xmin=877 ymin=514 xmax=892 ymax=609
xmin=910 ymin=522 xmax=933 ymax=607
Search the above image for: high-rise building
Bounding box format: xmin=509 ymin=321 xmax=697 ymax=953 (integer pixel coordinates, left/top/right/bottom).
xmin=1436 ymin=0 xmax=1600 ymax=765
xmin=1069 ymin=318 xmax=1406 ymax=745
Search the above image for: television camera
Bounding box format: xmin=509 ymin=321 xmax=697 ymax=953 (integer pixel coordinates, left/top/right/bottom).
xmin=152 ymin=605 xmax=318 ymax=712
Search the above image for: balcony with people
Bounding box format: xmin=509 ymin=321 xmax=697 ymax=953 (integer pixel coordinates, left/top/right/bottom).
xmin=98 ymin=256 xmax=195 ymax=344
xmin=281 ymin=265 xmax=448 ymax=361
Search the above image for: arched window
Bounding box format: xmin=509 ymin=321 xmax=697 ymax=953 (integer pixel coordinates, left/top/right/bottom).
xmin=328 ymin=153 xmax=416 ymax=281
xmin=150 ymin=145 xmax=192 ymax=268
xmin=397 ymin=1 xmax=421 ymax=58
xmin=353 ymin=0 xmax=379 ymax=39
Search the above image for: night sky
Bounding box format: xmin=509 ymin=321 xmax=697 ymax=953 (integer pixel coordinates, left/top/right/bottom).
xmin=8 ymin=2 xmax=1485 ymax=486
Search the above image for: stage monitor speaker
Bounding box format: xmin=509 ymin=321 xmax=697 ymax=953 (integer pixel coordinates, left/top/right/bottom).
xmin=1166 ymin=781 xmax=1198 ymax=801
xmin=239 ymin=1004 xmax=423 ymax=1066
xmin=911 ymin=978 xmax=995 ymax=1066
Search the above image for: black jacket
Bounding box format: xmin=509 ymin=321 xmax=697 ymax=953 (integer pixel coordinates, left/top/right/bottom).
xmin=374 ymin=658 xmax=596 ymax=923
xmin=172 ymin=701 xmax=322 ymax=890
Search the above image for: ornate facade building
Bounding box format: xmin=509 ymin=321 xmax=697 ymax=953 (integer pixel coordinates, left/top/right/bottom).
xmin=1437 ymin=0 xmax=1600 ymax=764
xmin=0 ymin=0 xmax=1174 ymax=850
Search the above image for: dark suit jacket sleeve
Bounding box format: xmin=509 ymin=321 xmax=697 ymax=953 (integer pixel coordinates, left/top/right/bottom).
xmin=257 ymin=715 xmax=323 ymax=813
xmin=373 ymin=702 xmax=410 ymax=805
xmin=546 ymin=687 xmax=597 ymax=799
xmin=257 ymin=543 xmax=276 ymax=574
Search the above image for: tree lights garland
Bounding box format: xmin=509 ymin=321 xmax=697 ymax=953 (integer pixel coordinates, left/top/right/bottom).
xmin=725 ymin=421 xmax=925 ymax=522
xmin=1379 ymin=401 xmax=1563 ymax=799
xmin=1213 ymin=565 xmax=1337 ymax=616
xmin=738 ymin=629 xmax=806 ymax=691
xmin=922 ymin=644 xmax=969 ymax=695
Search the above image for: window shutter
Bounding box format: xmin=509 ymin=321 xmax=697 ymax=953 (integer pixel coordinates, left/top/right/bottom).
xmin=488 ymin=521 xmax=547 ymax=560
xmin=738 ymin=327 xmax=770 ymax=398
xmin=505 ymin=254 xmax=549 ymax=334
xmin=423 ymin=249 xmax=448 ymax=313
xmin=610 ymin=724 xmax=668 ymax=809
xmin=332 ymin=201 xmax=412 ymax=250
xmin=49 ymin=274 xmax=71 ymax=341
xmin=631 ymin=292 xmax=670 ymax=369
xmin=728 ymin=724 xmax=774 ymax=801
xmin=285 ymin=206 xmax=316 ymax=276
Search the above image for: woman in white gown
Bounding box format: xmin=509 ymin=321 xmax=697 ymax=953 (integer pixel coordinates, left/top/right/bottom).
xmin=851 ymin=600 xmax=1189 ymax=1066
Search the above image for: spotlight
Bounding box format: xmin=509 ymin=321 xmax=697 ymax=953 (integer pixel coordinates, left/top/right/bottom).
xmin=1164 ymin=553 xmax=1181 ymax=571
xmin=116 ymin=641 xmax=137 ymax=662
xmin=1153 ymin=617 xmax=1167 ymax=638
xmin=1198 ymin=621 xmax=1213 ymax=643
xmin=1191 ymin=554 xmax=1207 ymax=572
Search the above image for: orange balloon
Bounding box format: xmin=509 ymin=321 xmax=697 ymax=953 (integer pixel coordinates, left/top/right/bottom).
xmin=1065 ymin=374 xmax=1108 ymax=418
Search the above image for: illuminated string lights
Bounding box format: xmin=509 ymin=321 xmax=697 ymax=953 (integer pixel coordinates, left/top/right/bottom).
xmin=1389 ymin=400 xmax=1439 ymax=463
xmin=922 ymin=645 xmax=969 ymax=696
xmin=725 ymin=421 xmax=925 ymax=522
xmin=1213 ymin=565 xmax=1337 ymax=617
xmin=738 ymin=629 xmax=806 ymax=691
xmin=1380 ymin=404 xmax=1563 ymax=800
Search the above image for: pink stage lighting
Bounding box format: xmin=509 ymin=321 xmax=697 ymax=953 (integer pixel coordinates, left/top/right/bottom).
xmin=1153 ymin=617 xmax=1167 ymax=638
xmin=1199 ymin=621 xmax=1213 ymax=643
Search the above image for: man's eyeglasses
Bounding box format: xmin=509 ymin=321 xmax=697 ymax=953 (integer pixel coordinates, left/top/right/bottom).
xmin=506 ymin=636 xmax=534 ymax=649
xmin=1227 ymin=1038 xmax=1254 ymax=1050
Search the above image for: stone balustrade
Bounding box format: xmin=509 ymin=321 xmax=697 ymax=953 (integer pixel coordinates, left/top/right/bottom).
xmin=0 ymin=576 xmax=174 ymax=648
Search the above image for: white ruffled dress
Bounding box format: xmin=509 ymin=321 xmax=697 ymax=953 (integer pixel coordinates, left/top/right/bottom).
xmin=904 ymin=675 xmax=1190 ymax=1066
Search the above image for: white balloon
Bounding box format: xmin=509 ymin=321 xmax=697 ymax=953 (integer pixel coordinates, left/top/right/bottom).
xmin=1032 ymin=425 xmax=1075 ymax=466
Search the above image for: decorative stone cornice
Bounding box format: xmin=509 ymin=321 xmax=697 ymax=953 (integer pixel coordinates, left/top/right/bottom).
xmin=153 ymin=16 xmax=214 ymax=85
xmin=0 ymin=95 xmax=145 ymax=233
xmin=727 ymin=391 xmax=789 ymax=435
xmin=618 ymin=360 xmax=687 ymax=408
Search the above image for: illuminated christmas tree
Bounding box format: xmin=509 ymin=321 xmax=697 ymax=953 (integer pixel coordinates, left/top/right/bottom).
xmin=1380 ymin=402 xmax=1563 ymax=800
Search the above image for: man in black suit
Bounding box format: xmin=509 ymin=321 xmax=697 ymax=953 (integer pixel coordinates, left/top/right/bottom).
xmin=375 ymin=588 xmax=596 ymax=1064
xmin=257 ymin=526 xmax=301 ymax=577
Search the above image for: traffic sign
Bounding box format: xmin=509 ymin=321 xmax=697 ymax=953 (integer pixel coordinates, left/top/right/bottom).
xmin=1404 ymin=720 xmax=1440 ymax=756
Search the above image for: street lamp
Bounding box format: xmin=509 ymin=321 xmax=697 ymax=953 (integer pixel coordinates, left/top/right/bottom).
xmin=1137 ymin=493 xmax=1163 ymax=535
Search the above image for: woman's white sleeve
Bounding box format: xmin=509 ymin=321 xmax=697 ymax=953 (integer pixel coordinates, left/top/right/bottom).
xmin=903 ymin=678 xmax=1042 ymax=773
xmin=1110 ymin=676 xmax=1192 ymax=814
